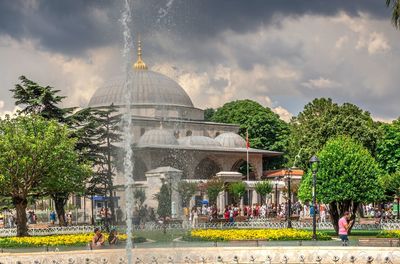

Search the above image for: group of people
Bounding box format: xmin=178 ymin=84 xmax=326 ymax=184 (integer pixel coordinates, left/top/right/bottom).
xmin=91 ymin=227 xmax=119 ymax=248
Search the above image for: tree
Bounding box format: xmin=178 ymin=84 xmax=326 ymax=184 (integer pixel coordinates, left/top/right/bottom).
xmin=255 ymin=180 xmax=273 ymax=205
xmin=227 ymin=182 xmax=246 ymax=205
xmin=376 ymin=118 xmax=400 ymax=174
xmin=88 ymin=105 xmax=121 ymax=224
xmin=298 ymin=136 xmax=383 ymax=234
xmin=156 ymin=183 xmax=171 ymax=219
xmin=177 ymin=181 xmax=197 ymax=208
xmin=206 ymin=178 xmax=224 ymax=206
xmin=133 ymin=188 xmax=146 ymax=209
xmin=0 ymin=115 xmax=89 ymax=236
xmin=10 ymin=76 xmax=84 ymax=225
xmin=211 ymin=99 xmax=290 ymax=169
xmin=289 ymin=98 xmax=379 ymax=169
xmin=204 ymin=108 xmax=215 ymax=121
xmin=386 ymin=0 xmax=400 ymax=29
xmin=380 ymin=172 xmax=400 ymax=201
xmin=10 ymin=76 xmax=73 ymax=121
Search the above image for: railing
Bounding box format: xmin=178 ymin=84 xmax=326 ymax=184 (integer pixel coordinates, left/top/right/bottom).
xmin=1 ymin=220 xmax=400 ymax=237
xmin=0 ymin=225 xmax=94 ymax=237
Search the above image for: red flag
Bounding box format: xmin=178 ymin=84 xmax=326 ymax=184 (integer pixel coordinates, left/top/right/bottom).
xmin=246 ymin=129 xmax=250 ymax=149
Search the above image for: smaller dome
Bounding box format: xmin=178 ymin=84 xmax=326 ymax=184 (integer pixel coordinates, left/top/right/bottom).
xmin=178 ymin=136 xmax=221 ymax=147
xmin=215 ymin=132 xmax=246 ymax=148
xmin=137 ymin=129 xmax=178 ymax=147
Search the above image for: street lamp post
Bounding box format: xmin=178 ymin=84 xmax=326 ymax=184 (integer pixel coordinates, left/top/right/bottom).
xmin=309 ymin=155 xmax=320 ymax=240
xmin=286 ymin=168 xmax=292 ymax=228
xmin=274 ymin=177 xmax=279 ymax=217
xmin=397 ymin=196 xmax=400 ymax=219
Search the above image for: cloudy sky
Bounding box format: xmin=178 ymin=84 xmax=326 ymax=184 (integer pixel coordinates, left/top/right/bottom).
xmin=0 ymin=0 xmax=399 ymax=121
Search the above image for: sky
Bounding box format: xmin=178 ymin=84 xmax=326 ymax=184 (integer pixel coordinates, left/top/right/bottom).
xmin=0 ymin=0 xmax=399 ymax=122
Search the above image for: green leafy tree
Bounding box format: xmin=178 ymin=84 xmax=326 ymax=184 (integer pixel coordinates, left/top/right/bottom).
xmin=206 ymin=178 xmax=224 ymax=206
xmin=211 ymin=99 xmax=290 ymax=169
xmin=386 ymin=0 xmax=400 ymax=29
xmin=289 ymin=98 xmax=379 ymax=169
xmin=377 ymin=118 xmax=400 ymax=174
xmin=0 ymin=115 xmax=89 ymax=236
xmin=255 ymin=180 xmax=273 ymax=205
xmin=380 ymin=172 xmax=400 ymax=201
xmin=177 ymin=181 xmax=197 ymax=208
xmin=298 ymin=136 xmax=383 ymax=234
xmin=10 ymin=76 xmax=88 ymax=225
xmin=227 ymin=182 xmax=246 ymax=205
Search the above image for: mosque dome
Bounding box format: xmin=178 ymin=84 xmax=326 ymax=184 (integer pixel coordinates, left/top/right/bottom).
xmin=215 ymin=132 xmax=246 ymax=148
xmin=88 ymin=70 xmax=193 ymax=108
xmin=178 ymin=136 xmax=221 ymax=147
xmin=88 ymin=40 xmax=193 ymax=108
xmin=137 ymin=129 xmax=178 ymax=147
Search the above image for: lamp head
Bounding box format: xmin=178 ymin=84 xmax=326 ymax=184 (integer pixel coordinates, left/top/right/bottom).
xmin=309 ymin=155 xmax=320 ymax=164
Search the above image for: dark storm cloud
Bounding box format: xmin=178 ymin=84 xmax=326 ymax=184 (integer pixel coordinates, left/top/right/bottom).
xmin=0 ymin=0 xmax=392 ymax=56
xmin=0 ymin=0 xmax=121 ymax=55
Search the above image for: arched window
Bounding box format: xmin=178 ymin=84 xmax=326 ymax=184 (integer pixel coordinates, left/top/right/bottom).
xmin=186 ymin=130 xmax=192 ymax=136
xmin=215 ymin=131 xmax=220 ymax=137
xmin=194 ymin=158 xmax=222 ymax=179
xmin=140 ymin=128 xmax=146 ymax=136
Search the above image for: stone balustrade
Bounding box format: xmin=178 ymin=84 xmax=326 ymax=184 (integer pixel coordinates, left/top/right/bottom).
xmin=0 ymin=247 xmax=399 ymax=263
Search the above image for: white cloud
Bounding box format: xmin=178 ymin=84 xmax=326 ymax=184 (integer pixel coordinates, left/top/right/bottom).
xmin=273 ymin=106 xmax=293 ymax=122
xmin=367 ymin=32 xmax=391 ymax=54
xmin=0 ymin=36 xmax=121 ymax=112
xmin=302 ymin=77 xmax=342 ymax=89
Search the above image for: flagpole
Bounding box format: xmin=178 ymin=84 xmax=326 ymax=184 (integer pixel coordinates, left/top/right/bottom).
xmin=246 ymin=129 xmax=250 ymax=205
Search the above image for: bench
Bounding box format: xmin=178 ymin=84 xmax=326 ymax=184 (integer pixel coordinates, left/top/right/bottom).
xmin=358 ymin=238 xmax=400 ymax=247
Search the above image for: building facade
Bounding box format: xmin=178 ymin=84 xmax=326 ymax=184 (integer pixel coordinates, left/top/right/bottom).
xmin=81 ymin=41 xmax=283 ymax=220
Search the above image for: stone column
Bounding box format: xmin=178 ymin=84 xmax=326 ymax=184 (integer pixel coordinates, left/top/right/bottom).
xmin=218 ymin=191 xmax=225 ymax=214
xmin=166 ymin=171 xmax=182 ymax=219
xmin=252 ymin=190 xmax=258 ymax=205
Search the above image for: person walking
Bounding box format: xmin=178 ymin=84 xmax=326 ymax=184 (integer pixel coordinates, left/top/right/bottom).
xmin=319 ymin=204 xmax=326 ymax=223
xmin=50 ymin=211 xmax=56 ymax=225
xmin=338 ymin=211 xmax=353 ymax=246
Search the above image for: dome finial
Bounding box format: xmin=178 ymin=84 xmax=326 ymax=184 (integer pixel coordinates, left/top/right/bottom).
xmin=133 ymin=35 xmax=148 ymax=70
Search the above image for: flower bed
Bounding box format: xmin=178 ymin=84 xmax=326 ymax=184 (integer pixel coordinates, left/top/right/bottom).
xmin=0 ymin=233 xmax=146 ymax=248
xmin=188 ymin=229 xmax=331 ymax=241
xmin=377 ymin=230 xmax=400 ymax=238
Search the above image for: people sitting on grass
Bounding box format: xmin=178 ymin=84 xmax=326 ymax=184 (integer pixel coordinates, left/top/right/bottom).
xmin=108 ymin=228 xmax=119 ymax=245
xmin=92 ymin=227 xmax=105 ymax=248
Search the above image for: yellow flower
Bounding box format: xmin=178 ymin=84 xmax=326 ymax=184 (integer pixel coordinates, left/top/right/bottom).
xmin=190 ymin=229 xmax=330 ymax=241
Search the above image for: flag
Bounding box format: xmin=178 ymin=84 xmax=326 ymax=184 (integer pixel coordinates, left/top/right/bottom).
xmin=246 ymin=129 xmax=250 ymax=149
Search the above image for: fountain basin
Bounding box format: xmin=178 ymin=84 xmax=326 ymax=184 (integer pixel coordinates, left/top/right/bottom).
xmin=1 ymin=246 xmax=399 ymax=263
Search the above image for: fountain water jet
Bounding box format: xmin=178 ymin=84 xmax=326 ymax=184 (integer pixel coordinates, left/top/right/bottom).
xmin=121 ymin=0 xmax=134 ymax=263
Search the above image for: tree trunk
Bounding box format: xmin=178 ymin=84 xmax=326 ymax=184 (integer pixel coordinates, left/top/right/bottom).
xmin=108 ymin=186 xmax=115 ymax=225
xmin=13 ymin=196 xmax=29 ymax=237
xmin=329 ymin=200 xmax=359 ymax=235
xmin=53 ymin=194 xmax=68 ymax=226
